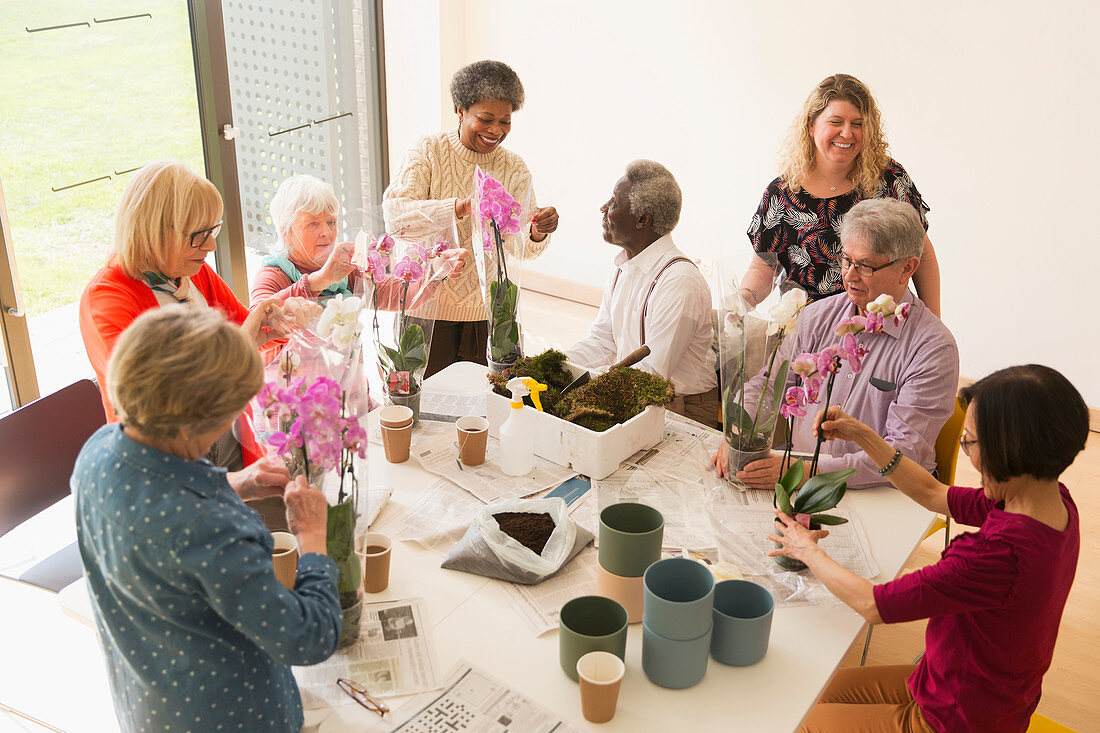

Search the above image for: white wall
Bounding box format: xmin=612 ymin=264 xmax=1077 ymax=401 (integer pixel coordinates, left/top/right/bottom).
xmin=384 ymin=0 xmax=1100 ymax=405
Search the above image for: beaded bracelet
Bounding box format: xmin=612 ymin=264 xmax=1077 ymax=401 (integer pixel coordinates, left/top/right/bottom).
xmin=879 ymin=449 xmax=903 ymax=476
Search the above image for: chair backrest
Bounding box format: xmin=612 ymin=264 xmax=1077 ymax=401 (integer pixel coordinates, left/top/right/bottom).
xmin=934 ymin=396 xmax=967 ymax=486
xmin=0 ymin=379 xmax=106 ymax=536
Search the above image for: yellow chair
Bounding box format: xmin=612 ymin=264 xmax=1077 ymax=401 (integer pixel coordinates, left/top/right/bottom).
xmin=1028 ymin=713 xmax=1077 ymax=732
xmin=859 ymin=397 xmax=966 ymax=665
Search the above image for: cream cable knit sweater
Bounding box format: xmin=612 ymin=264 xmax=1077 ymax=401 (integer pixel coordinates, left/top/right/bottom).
xmin=382 ymin=129 xmax=550 ymax=322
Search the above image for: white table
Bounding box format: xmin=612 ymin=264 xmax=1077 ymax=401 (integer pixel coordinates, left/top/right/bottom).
xmin=0 ymin=362 xmax=933 ymax=733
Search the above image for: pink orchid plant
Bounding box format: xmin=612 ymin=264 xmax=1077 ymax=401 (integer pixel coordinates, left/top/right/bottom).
xmin=473 ymin=168 xmax=524 ymax=369
xmin=772 ymin=293 xmax=911 ymax=551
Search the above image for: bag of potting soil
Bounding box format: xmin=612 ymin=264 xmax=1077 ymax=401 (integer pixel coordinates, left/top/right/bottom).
xmin=441 ymin=497 xmax=592 ymax=584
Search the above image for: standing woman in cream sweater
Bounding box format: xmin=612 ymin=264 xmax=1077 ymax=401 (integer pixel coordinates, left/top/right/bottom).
xmin=383 ymin=60 xmax=558 ymax=376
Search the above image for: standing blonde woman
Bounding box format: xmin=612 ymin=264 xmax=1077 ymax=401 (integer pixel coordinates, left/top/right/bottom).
xmin=740 ymin=74 xmax=941 ymax=316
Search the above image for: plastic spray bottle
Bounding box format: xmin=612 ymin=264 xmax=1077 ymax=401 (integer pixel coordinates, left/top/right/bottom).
xmin=500 ymin=376 xmax=547 ymax=476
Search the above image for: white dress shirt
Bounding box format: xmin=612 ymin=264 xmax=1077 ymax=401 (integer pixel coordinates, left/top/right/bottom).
xmin=567 ymin=234 xmax=716 ymax=396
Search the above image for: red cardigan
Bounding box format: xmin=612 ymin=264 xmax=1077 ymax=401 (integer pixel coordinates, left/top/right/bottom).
xmin=79 ymin=263 xmax=262 ymax=465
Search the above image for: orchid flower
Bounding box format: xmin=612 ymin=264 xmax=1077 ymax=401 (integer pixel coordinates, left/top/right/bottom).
xmin=428 ymin=236 xmax=451 ymax=258
xmin=791 ymin=352 xmax=818 ymax=378
xmin=805 ymin=373 xmax=824 ymax=403
xmin=815 ymin=345 xmax=840 ymax=376
xmin=835 ymin=315 xmax=867 ymax=337
xmin=318 ymin=294 xmax=363 ymax=350
xmin=766 ymin=288 xmax=808 ymax=335
xmin=837 ymin=332 xmax=869 ymax=373
xmin=364 ymin=250 xmax=388 ymax=283
xmin=370 ymin=233 xmax=395 ymax=255
xmin=893 ymin=302 xmax=911 ymax=327
xmin=867 ymin=293 xmax=896 ymax=315
xmin=780 ymin=385 xmax=808 ymax=419
xmin=393 ymin=256 xmax=424 ymax=283
xmin=864 ymin=311 xmax=886 ymax=334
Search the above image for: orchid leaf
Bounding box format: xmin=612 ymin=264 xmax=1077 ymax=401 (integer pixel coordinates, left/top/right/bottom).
xmin=775 ymin=481 xmax=793 ymax=516
xmin=768 ymin=359 xmax=791 ymax=413
xmin=809 ymin=513 xmax=849 ymax=526
xmin=797 ymin=485 xmax=848 ymax=515
xmin=326 ymin=499 xmax=361 ymax=593
xmin=779 ymin=460 xmax=804 ymax=493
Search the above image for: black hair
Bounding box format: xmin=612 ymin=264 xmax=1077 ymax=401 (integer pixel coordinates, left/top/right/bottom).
xmin=960 ymin=364 xmax=1088 ymax=483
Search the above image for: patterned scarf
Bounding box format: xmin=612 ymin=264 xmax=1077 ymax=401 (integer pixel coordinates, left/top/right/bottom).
xmin=141 ymin=271 xmax=192 ymax=303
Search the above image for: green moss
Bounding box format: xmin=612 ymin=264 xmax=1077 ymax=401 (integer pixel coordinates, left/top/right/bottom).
xmin=488 ymin=350 xmax=675 ymax=432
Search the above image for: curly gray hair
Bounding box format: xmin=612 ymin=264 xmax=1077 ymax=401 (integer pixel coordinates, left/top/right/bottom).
xmin=625 ymin=160 xmax=682 ymax=237
xmin=269 ymin=175 xmax=339 ymax=248
xmin=839 ymin=198 xmax=925 ymax=261
xmin=450 ymin=60 xmax=525 ymax=112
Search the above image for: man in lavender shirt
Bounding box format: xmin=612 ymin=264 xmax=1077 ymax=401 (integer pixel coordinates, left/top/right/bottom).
xmin=715 ymin=197 xmax=959 ymax=489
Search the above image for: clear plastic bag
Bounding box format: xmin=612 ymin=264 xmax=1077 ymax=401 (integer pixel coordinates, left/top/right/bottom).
xmin=442 ymin=497 xmax=593 ymax=584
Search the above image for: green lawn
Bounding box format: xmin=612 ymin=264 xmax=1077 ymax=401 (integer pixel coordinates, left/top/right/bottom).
xmin=0 ymin=0 xmax=205 ymax=316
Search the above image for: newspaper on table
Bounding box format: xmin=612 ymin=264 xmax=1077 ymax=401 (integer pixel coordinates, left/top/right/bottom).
xmin=502 ymin=543 xmax=599 ymax=636
xmin=594 ymin=464 xmax=716 ymax=553
xmin=625 ymin=411 xmax=723 ymax=483
xmin=369 ymin=418 xmax=453 ymax=446
xmin=294 ymin=598 xmax=440 ymax=710
xmin=372 ymin=479 xmax=484 ymax=556
xmin=385 ymin=659 xmax=585 ymax=733
xmin=418 ymin=390 xmax=486 ymax=423
xmin=412 ymin=433 xmax=576 ymax=504
xmin=366 ymin=486 xmax=394 ymax=527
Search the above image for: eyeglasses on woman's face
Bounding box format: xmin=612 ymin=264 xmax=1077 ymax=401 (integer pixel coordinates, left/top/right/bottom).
xmin=958 ymin=430 xmax=978 ymax=456
xmin=189 ymin=221 xmax=223 ymax=249
xmin=838 ymin=254 xmax=899 ymax=278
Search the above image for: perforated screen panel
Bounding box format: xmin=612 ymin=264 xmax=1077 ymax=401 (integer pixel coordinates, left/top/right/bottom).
xmin=222 ymin=0 xmax=380 ymax=252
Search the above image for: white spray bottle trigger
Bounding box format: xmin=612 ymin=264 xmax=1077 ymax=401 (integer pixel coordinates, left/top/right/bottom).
xmin=505 ymin=377 xmax=531 ymax=409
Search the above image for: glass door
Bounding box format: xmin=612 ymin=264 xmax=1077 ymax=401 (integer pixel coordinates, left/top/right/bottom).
xmin=0 ymin=0 xmax=205 ymax=408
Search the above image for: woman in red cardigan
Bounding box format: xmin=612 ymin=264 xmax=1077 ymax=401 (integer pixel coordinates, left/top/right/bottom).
xmin=79 ymin=161 xmax=305 ymax=497
xmin=773 ymin=364 xmax=1087 ymax=733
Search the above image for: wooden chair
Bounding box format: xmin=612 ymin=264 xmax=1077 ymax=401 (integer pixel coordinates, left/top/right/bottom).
xmin=859 ymin=397 xmax=967 ymax=665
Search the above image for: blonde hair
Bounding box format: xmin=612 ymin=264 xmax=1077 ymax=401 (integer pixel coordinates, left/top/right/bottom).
xmin=107 ymin=305 xmax=262 ymax=441
xmin=111 ymin=161 xmax=223 ymax=279
xmin=269 ymin=175 xmax=339 ymax=250
xmin=777 ymin=74 xmax=889 ymax=197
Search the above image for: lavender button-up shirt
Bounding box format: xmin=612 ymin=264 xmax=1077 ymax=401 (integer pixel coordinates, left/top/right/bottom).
xmin=746 ymin=290 xmax=959 ymax=488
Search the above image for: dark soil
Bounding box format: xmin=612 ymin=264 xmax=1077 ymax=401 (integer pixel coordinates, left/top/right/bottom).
xmin=494 ymin=512 xmax=556 ymax=555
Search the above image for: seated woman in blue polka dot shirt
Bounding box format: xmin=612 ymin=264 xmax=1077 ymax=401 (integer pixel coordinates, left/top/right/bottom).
xmin=73 ymin=305 xmax=342 ymax=732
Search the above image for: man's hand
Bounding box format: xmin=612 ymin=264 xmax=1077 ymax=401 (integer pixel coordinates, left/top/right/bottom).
xmin=227 ymin=455 xmax=291 ymax=501
xmin=736 ymin=455 xmax=784 ymax=490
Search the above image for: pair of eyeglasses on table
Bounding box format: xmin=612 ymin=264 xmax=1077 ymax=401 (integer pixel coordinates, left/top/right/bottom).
xmin=337 ymin=678 xmax=390 ymax=718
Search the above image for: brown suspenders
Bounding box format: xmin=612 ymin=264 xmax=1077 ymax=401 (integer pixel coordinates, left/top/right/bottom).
xmin=611 ymin=256 xmax=697 ymax=344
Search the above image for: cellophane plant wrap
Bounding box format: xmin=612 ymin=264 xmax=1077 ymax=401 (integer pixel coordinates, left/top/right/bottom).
xmin=357 ymin=220 xmax=458 ymax=401
xmin=471 ymin=167 xmax=529 ymax=369
xmin=716 ymin=262 xmax=808 ymax=482
xmin=253 ymin=305 xmax=371 ymax=604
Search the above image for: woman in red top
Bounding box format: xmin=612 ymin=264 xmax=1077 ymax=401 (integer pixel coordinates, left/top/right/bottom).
xmin=79 ymin=161 xmax=304 ymax=494
xmin=772 ymin=364 xmax=1088 ymax=733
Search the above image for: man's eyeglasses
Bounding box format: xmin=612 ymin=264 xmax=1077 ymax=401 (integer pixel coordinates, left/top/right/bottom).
xmin=839 ymin=254 xmax=899 ymax=277
xmin=189 ymin=221 xmax=223 ymax=249
xmin=337 ymin=678 xmax=389 ymax=718
xmin=958 ymin=434 xmax=978 ymax=456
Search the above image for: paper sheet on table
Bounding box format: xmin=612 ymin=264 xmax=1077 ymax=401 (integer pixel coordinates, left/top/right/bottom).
xmin=367 ymin=486 xmax=394 ymax=527
xmin=417 ymin=390 xmax=486 ymax=423
xmin=372 ymin=479 xmax=483 ymax=555
xmin=502 ymin=544 xmax=599 ymax=636
xmin=710 ymin=504 xmax=879 ymax=607
xmin=625 ymin=411 xmax=722 ymax=483
xmin=593 ymin=465 xmax=717 ymax=553
xmin=294 ymin=598 xmax=440 ymax=710
xmin=369 ymin=418 xmax=452 ymax=445
xmin=384 ymin=659 xmax=585 ymax=733
xmin=412 ymin=434 xmax=576 ymax=504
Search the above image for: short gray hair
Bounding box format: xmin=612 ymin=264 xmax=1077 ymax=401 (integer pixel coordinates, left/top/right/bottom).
xmin=839 ymin=198 xmax=925 ymax=260
xmin=625 ymin=160 xmax=682 ymax=237
xmin=270 ymin=175 xmax=338 ymax=248
xmin=450 ymin=60 xmax=525 ymax=112
xmin=107 ymin=305 xmax=262 ymax=441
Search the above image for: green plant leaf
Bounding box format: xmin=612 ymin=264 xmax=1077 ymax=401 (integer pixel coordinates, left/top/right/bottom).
xmin=775 ymin=481 xmax=793 ymax=515
xmin=779 ymin=460 xmax=804 ymax=492
xmin=809 ymin=513 xmax=849 ymax=526
xmin=797 ymin=485 xmax=848 ymax=515
xmin=769 ymin=359 xmax=791 ymax=413
xmin=326 ymin=500 xmax=360 ymax=593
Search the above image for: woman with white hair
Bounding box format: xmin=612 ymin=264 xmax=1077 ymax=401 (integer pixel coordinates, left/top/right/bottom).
xmin=75 ymin=305 xmax=341 ymax=732
xmin=383 ymin=59 xmax=557 ymax=376
xmin=249 ymin=174 xmax=465 ymax=307
xmin=739 ymin=74 xmax=941 ymax=316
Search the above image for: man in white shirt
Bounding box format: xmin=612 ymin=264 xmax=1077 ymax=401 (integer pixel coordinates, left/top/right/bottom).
xmin=567 ymin=160 xmax=719 ymax=427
